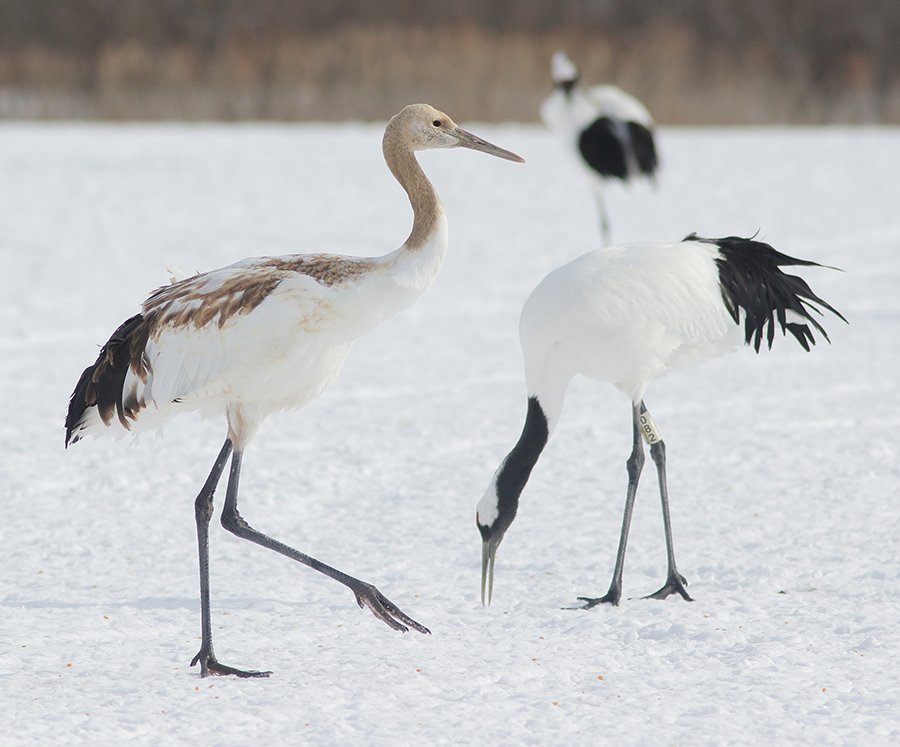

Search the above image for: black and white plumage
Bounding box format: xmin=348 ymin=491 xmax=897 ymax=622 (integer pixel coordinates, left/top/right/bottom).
xmin=476 ymin=234 xmax=845 ymax=607
xmin=541 ymin=51 xmax=659 ymax=245
xmin=65 ymin=104 xmax=523 ymax=677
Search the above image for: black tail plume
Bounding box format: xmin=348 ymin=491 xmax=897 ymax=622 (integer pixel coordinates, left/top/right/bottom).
xmin=684 ymin=234 xmax=847 ymax=353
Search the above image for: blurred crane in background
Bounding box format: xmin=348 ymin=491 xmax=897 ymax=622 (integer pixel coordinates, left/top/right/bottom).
xmin=541 ymin=51 xmax=659 ymax=245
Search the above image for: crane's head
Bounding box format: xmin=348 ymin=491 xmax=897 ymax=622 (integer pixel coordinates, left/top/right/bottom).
xmin=385 ymin=104 xmax=524 ymax=162
xmin=476 ymin=476 xmax=517 ymax=608
xmin=550 ymin=51 xmax=579 ymax=88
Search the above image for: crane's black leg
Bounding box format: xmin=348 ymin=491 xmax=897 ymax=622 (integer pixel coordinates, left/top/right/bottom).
xmin=575 ymin=403 xmax=645 ymax=609
xmin=190 ymin=440 xmax=271 ymax=678
xmin=592 ymin=184 xmax=612 ymax=246
xmin=219 ymin=448 xmax=430 ymax=636
xmin=643 ymin=435 xmax=693 ymax=602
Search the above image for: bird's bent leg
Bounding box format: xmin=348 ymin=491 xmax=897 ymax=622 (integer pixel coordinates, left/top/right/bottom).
xmin=190 ymin=440 xmax=271 ymax=679
xmin=576 ymin=403 xmax=645 ymax=609
xmin=644 ymin=433 xmax=693 ymax=602
xmin=219 ymin=449 xmax=430 ymax=636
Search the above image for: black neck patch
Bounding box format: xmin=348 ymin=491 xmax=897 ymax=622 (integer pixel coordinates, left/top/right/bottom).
xmin=484 ymin=396 xmax=550 ymax=540
xmin=557 ymin=78 xmax=578 ymax=95
xmin=684 ymin=233 xmax=847 ymax=352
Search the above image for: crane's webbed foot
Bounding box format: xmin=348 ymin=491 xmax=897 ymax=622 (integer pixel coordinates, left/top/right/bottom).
xmin=191 ymin=650 xmax=272 ymax=679
xmin=349 ymin=580 xmax=431 ymax=635
xmin=644 ymin=572 xmax=693 ymax=602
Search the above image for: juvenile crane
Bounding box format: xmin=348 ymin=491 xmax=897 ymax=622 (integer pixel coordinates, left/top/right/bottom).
xmin=476 ymin=234 xmax=844 ymax=608
xmin=66 ymin=104 xmax=523 ymax=677
xmin=541 ymin=51 xmax=658 ymax=245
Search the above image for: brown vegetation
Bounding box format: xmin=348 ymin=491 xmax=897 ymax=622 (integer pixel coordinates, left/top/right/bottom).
xmin=0 ymin=1 xmax=897 ymax=123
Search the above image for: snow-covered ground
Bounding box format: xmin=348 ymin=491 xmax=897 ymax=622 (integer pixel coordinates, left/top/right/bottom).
xmin=1 ymin=120 xmax=898 ymax=746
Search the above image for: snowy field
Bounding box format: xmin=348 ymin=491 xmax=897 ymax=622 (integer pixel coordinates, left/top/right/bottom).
xmin=1 ymin=119 xmax=898 ymax=746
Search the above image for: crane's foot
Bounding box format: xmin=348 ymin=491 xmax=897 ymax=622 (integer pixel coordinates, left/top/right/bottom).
xmin=643 ymin=572 xmax=693 ymax=602
xmin=568 ymin=588 xmax=622 ymax=610
xmin=191 ymin=651 xmax=272 ymax=678
xmin=350 ymin=581 xmax=431 ymax=635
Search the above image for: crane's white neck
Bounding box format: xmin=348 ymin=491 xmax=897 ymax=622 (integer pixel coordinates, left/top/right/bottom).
xmin=379 ymin=214 xmax=449 ymax=313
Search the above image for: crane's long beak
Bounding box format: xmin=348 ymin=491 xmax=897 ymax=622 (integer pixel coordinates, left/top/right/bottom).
xmin=454 ymin=128 xmax=525 ymax=163
xmin=481 ymin=538 xmax=498 ymax=606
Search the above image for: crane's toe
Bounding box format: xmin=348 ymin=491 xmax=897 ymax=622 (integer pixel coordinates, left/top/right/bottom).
xmin=191 ymin=651 xmax=272 ymax=678
xmin=352 ymin=582 xmax=431 ymax=635
xmin=571 ymin=591 xmax=621 ymax=610
xmin=644 ymin=573 xmax=693 ymax=602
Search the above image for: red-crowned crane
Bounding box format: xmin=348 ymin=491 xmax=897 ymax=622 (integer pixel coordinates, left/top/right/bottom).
xmin=66 ymin=104 xmax=523 ymax=677
xmin=541 ymin=51 xmax=659 ymax=246
xmin=476 ymin=234 xmax=845 ymax=608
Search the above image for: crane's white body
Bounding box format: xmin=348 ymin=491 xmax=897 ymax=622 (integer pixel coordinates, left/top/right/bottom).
xmin=73 ymin=226 xmax=448 ymax=448
xmin=520 ymin=240 xmax=741 ymax=432
xmin=542 ymin=82 xmax=655 ymax=134
xmin=477 ymin=239 xmax=740 ymax=528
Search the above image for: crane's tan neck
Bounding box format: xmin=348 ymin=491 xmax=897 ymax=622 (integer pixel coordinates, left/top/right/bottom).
xmin=383 ymin=127 xmax=444 ymax=251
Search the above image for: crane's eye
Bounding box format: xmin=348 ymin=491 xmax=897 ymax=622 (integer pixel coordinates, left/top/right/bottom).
xmin=432 ymin=120 xmax=441 ymax=127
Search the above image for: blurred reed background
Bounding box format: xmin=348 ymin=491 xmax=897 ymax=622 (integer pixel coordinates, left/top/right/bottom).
xmin=1 ymin=0 xmax=898 ymax=123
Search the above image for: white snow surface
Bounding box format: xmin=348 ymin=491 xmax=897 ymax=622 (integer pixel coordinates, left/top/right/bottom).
xmin=1 ymin=122 xmax=898 ymax=746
